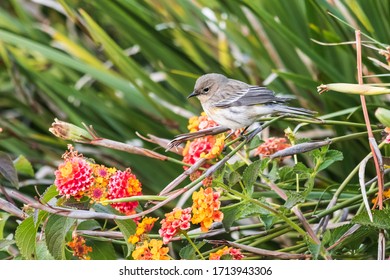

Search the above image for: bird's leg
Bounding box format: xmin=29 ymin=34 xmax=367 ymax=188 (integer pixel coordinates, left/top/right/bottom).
xmin=224 ymin=129 xmax=239 ymax=140
xmin=240 ymin=126 xmax=250 ymax=136
xmin=243 ymin=124 xmax=263 ymax=143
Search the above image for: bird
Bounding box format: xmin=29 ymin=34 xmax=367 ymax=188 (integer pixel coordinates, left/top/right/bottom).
xmin=167 ymin=73 xmax=315 ymax=149
xmin=188 ymin=73 xmax=315 ymax=132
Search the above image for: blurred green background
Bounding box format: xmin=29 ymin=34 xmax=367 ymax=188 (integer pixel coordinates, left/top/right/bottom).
xmin=0 ymin=0 xmax=389 ymax=196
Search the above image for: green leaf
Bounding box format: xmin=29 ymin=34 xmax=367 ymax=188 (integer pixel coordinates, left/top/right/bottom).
xmin=41 ymin=185 xmax=59 ymax=204
xmin=88 ymin=240 xmax=117 ymax=260
xmin=284 ymin=191 xmax=305 ymax=209
xmin=221 ymin=204 xmax=241 ymax=231
xmin=0 ymin=152 xmax=19 ymax=187
xmin=352 ymin=209 xmax=390 ymax=230
xmin=13 ymin=155 xmax=34 ymax=177
xmin=45 ymin=215 xmax=76 ymax=260
xmin=240 ymin=199 xmax=271 ymax=217
xmin=179 ymin=241 xmax=206 ymax=260
xmin=259 ymin=214 xmax=277 ymax=231
xmin=242 ymin=160 xmax=262 ymax=195
xmin=15 ymin=216 xmax=37 ymax=259
xmin=375 ymin=107 xmax=390 ymax=127
xmin=35 ymin=240 xmax=55 ymax=260
xmin=0 ymin=212 xmax=10 ymax=239
xmin=115 ymin=219 xmax=137 ymax=258
xmin=317 ymin=150 xmax=343 ymax=172
xmin=228 ymin=171 xmax=241 ymax=187
xmin=77 ymin=220 xmax=101 ymax=231
xmin=305 ymin=235 xmax=320 ymax=260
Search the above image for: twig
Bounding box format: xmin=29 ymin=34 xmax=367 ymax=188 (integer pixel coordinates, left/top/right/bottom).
xmin=355 ymin=30 xmax=384 ymax=210
xmin=209 ymin=240 xmax=309 ymax=260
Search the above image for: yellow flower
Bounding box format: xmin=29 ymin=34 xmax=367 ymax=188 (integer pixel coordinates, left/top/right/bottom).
xmin=132 ymin=239 xmax=170 ymax=260
xmin=128 ymin=217 xmax=158 ymax=244
xmin=191 ymin=187 xmax=223 ymax=232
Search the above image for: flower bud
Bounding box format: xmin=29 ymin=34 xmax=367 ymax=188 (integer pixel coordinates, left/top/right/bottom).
xmin=375 ymin=108 xmax=390 ymax=127
xmin=317 ymin=83 xmax=390 ymax=95
xmin=49 ymin=119 xmax=92 ymax=142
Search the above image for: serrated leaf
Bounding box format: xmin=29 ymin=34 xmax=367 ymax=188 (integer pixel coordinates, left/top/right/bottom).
xmin=36 ymin=240 xmax=55 ymax=260
xmin=317 ymin=150 xmax=343 ymax=172
xmin=305 ymin=235 xmax=320 ymax=260
xmin=0 ymin=239 xmax=16 ymax=250
xmin=242 ymin=160 xmax=262 ymax=195
xmin=259 ymin=214 xmax=277 ymax=230
xmin=88 ymin=239 xmax=117 ymax=260
xmin=13 ymin=155 xmax=34 ymax=177
xmin=352 ymin=209 xmax=390 ymax=230
xmin=0 ymin=152 xmax=19 ymax=187
xmin=115 ymin=219 xmax=136 ymax=258
xmin=179 ymin=241 xmax=206 ymax=260
xmin=41 ymin=185 xmax=59 ymax=204
xmin=324 ymin=224 xmax=375 ymax=251
xmin=268 ymin=161 xmax=279 ymax=182
xmin=221 ymin=205 xmax=241 ymax=231
xmin=228 ymin=171 xmax=241 ymax=187
xmin=240 ymin=199 xmax=270 ymax=217
xmin=284 ymin=191 xmax=305 ymax=209
xmin=15 ymin=216 xmax=37 ymax=259
xmin=45 ymin=215 xmax=76 ymax=260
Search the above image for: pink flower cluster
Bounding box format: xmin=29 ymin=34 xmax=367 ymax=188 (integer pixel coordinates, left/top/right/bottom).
xmin=107 ymin=169 xmax=142 ymax=215
xmin=54 ymin=150 xmax=94 ymax=199
xmin=159 ymin=207 xmax=191 ymax=244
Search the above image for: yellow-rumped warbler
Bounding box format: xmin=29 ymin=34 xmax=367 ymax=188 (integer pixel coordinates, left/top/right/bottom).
xmin=188 ymin=73 xmax=315 ymax=132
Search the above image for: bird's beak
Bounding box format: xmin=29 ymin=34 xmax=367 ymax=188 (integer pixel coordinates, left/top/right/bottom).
xmin=187 ymin=91 xmax=198 ymax=99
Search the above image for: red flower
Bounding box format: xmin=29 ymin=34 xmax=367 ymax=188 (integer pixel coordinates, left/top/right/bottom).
xmin=54 ymin=148 xmax=93 ymax=199
xmin=107 ymin=169 xmax=142 ymax=215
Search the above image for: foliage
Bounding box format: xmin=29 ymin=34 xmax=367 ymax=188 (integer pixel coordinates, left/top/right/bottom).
xmin=0 ymin=0 xmax=389 ymax=260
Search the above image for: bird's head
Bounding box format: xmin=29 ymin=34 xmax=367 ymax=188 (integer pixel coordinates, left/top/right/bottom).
xmin=188 ymin=73 xmax=228 ymax=102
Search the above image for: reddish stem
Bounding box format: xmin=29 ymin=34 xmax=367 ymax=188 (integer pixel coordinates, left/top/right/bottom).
xmin=355 ymin=30 xmax=384 ymax=210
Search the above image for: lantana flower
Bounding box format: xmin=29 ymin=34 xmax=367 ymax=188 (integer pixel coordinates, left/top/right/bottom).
xmin=159 ymin=207 xmax=191 ymax=244
xmin=183 ymin=113 xmax=225 ymax=186
xmin=107 ymin=168 xmax=142 ymax=215
xmin=85 ymin=164 xmax=116 ymax=203
xmin=254 ymin=137 xmax=291 ymax=157
xmin=67 ymin=234 xmax=93 ymax=260
xmin=132 ymin=239 xmax=170 ymax=260
xmin=128 ymin=217 xmax=158 ymax=244
xmin=54 ymin=145 xmax=94 ymax=199
xmin=191 ymin=187 xmax=223 ymax=232
xmin=209 ymin=246 xmax=244 ymax=260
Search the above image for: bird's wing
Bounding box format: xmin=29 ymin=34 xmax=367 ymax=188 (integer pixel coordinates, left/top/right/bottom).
xmin=215 ymin=86 xmax=292 ymax=108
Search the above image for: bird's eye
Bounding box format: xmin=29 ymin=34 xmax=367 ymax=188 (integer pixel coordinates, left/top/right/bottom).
xmin=203 ymin=87 xmax=210 ymax=93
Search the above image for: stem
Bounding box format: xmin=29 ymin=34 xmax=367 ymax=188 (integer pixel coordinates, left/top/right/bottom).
xmin=182 ymin=231 xmax=205 ymax=260
xmin=103 ymin=195 xmax=167 ymax=204
xmin=356 ymin=30 xmax=384 ymax=210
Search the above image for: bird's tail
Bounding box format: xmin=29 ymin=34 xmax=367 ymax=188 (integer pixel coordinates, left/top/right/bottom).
xmin=276 ymin=106 xmax=316 ymax=117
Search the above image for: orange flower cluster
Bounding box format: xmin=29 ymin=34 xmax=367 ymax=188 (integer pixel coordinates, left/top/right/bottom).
xmin=254 ymin=137 xmax=291 ymax=157
xmin=209 ymin=246 xmax=244 ymax=260
xmin=129 ymin=217 xmax=158 ymax=244
xmin=67 ymin=234 xmax=93 ymax=260
xmin=191 ymin=187 xmax=223 ymax=232
xmin=183 ymin=113 xmax=225 ymax=186
xmin=132 ymin=239 xmax=170 ymax=260
xmin=54 ymin=146 xmax=142 ymax=215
